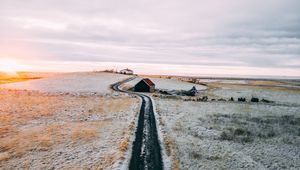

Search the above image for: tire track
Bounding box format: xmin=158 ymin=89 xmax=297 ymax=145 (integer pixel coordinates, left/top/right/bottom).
xmin=112 ymin=77 xmax=163 ymax=170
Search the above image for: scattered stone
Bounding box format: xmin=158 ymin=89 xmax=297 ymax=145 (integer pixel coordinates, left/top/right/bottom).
xmin=238 ymin=97 xmax=246 ymax=102
xmin=251 ymin=97 xmax=259 ymax=102
xmin=202 ymin=96 xmax=208 ymax=102
xmin=261 ymin=99 xmax=274 ymax=103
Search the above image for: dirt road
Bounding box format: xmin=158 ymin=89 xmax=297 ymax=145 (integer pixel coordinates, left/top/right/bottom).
xmin=112 ymin=78 xmax=163 ymax=170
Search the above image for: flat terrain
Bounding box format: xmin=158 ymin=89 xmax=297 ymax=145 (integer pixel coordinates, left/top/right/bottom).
xmin=153 ymin=79 xmax=300 ymax=170
xmin=1 ymin=72 xmax=131 ymax=95
xmin=1 ymin=72 xmax=299 ymax=170
xmin=0 ymin=72 xmax=139 ymax=169
xmin=0 ymin=72 xmax=59 ymax=84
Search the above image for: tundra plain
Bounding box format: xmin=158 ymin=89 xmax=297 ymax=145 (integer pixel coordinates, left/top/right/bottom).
xmin=153 ymin=78 xmax=300 ymax=170
xmin=0 ymin=72 xmax=139 ymax=169
xmin=0 ymin=72 xmax=299 ymax=170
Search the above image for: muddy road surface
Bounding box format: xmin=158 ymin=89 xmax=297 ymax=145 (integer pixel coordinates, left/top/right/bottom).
xmin=112 ymin=78 xmax=163 ymax=170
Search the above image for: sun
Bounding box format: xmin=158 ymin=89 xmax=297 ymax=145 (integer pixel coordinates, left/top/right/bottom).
xmin=0 ymin=58 xmax=20 ymax=75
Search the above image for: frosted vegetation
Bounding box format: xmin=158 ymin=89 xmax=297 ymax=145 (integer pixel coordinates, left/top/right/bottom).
xmin=155 ymin=84 xmax=300 ymax=169
xmin=0 ymin=72 xmax=139 ymax=169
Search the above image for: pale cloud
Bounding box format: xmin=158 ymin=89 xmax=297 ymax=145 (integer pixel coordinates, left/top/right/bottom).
xmin=0 ymin=0 xmax=299 ymax=76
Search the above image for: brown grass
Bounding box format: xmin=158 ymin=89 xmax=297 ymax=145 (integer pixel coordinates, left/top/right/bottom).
xmin=164 ymin=135 xmax=180 ymax=170
xmin=95 ymin=152 xmax=123 ymax=170
xmin=207 ymin=82 xmax=300 ymax=93
xmin=118 ymin=137 xmax=129 ymax=152
xmin=0 ymin=113 xmax=14 ymax=124
xmin=83 ymin=97 xmax=137 ymax=116
xmin=37 ymin=135 xmax=52 ymax=149
xmin=248 ymin=80 xmax=283 ymax=86
xmin=0 ymin=126 xmax=12 ymax=137
xmin=0 ymin=125 xmax=62 ymax=158
xmin=71 ymin=127 xmax=98 ymax=141
xmin=0 ymin=152 xmax=10 ymax=162
xmin=0 ymin=122 xmax=108 ymax=161
xmin=0 ymin=89 xmax=137 ymax=167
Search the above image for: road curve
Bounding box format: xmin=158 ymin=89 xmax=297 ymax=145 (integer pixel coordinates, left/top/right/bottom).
xmin=111 ymin=77 xmax=163 ymax=170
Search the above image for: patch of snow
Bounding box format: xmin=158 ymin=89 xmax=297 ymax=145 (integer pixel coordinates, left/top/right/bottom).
xmin=213 ymin=87 xmax=300 ymax=105
xmin=0 ymin=72 xmax=131 ymax=94
xmin=199 ymin=79 xmax=248 ymax=84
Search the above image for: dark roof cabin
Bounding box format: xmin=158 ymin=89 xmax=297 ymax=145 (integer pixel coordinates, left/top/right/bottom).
xmin=120 ymin=68 xmax=134 ymax=75
xmin=134 ymin=78 xmax=155 ymax=92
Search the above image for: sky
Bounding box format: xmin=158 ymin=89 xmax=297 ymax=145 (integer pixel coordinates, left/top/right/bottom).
xmin=0 ymin=0 xmax=300 ymax=77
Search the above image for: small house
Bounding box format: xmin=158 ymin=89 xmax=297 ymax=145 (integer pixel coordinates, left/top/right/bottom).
xmin=134 ymin=78 xmax=155 ymax=92
xmin=120 ymin=68 xmax=134 ymax=75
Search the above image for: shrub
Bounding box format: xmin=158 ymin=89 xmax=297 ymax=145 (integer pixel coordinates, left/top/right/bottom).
xmin=220 ymin=131 xmax=233 ymax=141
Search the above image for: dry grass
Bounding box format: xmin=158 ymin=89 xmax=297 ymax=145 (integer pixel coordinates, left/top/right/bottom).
xmin=95 ymin=152 xmax=123 ymax=170
xmin=82 ymin=97 xmax=137 ymax=116
xmin=208 ymin=81 xmax=300 ymax=93
xmin=0 ymin=125 xmax=64 ymax=159
xmin=0 ymin=90 xmax=137 ymax=127
xmin=248 ymin=80 xmax=283 ymax=86
xmin=0 ymin=126 xmax=12 ymax=137
xmin=0 ymin=152 xmax=10 ymax=162
xmin=0 ymin=90 xmax=66 ymax=126
xmin=164 ymin=135 xmax=180 ymax=170
xmin=0 ymin=121 xmax=110 ymax=161
xmin=71 ymin=127 xmax=98 ymax=141
xmin=37 ymin=135 xmax=53 ymax=150
xmin=100 ymin=98 xmax=136 ymax=115
xmin=0 ymin=88 xmax=138 ymax=169
xmin=118 ymin=137 xmax=129 ymax=152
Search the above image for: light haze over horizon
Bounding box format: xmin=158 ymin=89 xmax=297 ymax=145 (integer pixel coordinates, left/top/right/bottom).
xmin=1 ymin=0 xmax=300 ymax=77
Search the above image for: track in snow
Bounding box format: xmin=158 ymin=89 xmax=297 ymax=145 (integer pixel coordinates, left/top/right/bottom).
xmin=112 ymin=77 xmax=163 ymax=170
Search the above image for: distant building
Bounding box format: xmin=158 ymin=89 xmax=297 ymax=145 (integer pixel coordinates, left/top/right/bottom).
xmin=119 ymin=68 xmax=134 ymax=75
xmin=134 ymin=78 xmax=155 ymax=92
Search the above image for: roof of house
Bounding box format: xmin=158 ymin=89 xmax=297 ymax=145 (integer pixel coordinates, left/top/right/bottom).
xmin=120 ymin=68 xmax=133 ymax=72
xmin=142 ymin=78 xmax=155 ymax=86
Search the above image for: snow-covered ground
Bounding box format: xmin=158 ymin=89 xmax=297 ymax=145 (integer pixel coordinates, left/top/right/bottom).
xmin=0 ymin=72 xmax=131 ymax=95
xmin=122 ymin=77 xmax=206 ymax=91
xmin=199 ymin=79 xmax=248 ymax=84
xmin=0 ymin=72 xmax=139 ymax=169
xmin=211 ymin=87 xmax=300 ymax=105
xmin=155 ymin=99 xmax=300 ymax=169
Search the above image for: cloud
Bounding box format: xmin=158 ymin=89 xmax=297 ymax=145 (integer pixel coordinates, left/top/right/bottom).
xmin=0 ymin=0 xmax=299 ymax=76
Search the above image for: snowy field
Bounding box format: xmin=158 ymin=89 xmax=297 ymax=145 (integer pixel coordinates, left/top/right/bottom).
xmin=212 ymin=87 xmax=300 ymax=105
xmin=199 ymin=79 xmax=248 ymax=84
xmin=122 ymin=77 xmax=207 ymax=91
xmin=0 ymin=72 xmax=131 ymax=95
xmin=0 ymin=72 xmax=139 ymax=169
xmin=155 ymin=99 xmax=300 ymax=170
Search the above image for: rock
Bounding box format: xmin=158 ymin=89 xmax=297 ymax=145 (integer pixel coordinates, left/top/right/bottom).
xmin=185 ymin=86 xmax=198 ymax=96
xmin=238 ymin=97 xmax=246 ymax=102
xmin=261 ymin=98 xmax=274 ymax=103
xmin=251 ymin=97 xmax=259 ymax=102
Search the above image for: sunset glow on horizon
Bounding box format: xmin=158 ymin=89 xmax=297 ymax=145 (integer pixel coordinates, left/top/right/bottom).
xmin=0 ymin=58 xmax=22 ymax=74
